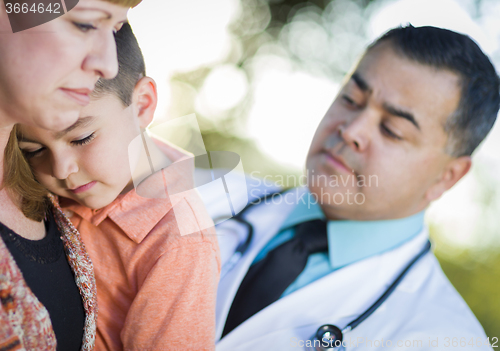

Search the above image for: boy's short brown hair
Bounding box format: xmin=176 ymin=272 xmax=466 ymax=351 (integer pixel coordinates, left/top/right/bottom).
xmin=91 ymin=22 xmax=146 ymax=106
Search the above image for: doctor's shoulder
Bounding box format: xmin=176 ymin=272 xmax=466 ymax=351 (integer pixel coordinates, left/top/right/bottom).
xmin=375 ymin=252 xmax=492 ymax=350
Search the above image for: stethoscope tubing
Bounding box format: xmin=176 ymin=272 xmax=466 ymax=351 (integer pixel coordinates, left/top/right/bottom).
xmin=310 ymin=240 xmax=432 ymax=351
xmin=342 ymin=239 xmax=431 ymax=332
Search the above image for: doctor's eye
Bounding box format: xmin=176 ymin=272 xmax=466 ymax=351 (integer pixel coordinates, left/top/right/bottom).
xmin=342 ymin=95 xmax=361 ymax=109
xmin=72 ymin=132 xmax=96 ymax=146
xmin=380 ymin=124 xmax=402 ymax=140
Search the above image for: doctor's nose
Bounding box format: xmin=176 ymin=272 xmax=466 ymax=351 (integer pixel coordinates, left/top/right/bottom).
xmin=338 ymin=114 xmax=372 ymax=152
xmin=51 ymin=153 xmax=79 ymax=180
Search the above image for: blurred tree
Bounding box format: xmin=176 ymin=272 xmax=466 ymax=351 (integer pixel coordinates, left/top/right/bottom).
xmin=434 ymin=246 xmax=500 ymax=337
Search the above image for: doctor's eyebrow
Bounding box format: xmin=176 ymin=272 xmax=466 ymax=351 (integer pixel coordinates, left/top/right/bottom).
xmin=351 ymin=73 xmax=372 ymax=93
xmin=382 ymin=102 xmax=420 ymax=130
xmin=54 ymin=116 xmax=96 ymax=139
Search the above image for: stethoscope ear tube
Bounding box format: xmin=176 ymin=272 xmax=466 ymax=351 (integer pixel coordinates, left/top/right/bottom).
xmin=309 ymin=240 xmax=432 ymax=351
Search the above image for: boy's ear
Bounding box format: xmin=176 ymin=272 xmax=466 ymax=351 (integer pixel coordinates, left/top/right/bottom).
xmin=132 ymin=77 xmax=158 ymax=128
xmin=425 ymin=155 xmax=471 ymax=202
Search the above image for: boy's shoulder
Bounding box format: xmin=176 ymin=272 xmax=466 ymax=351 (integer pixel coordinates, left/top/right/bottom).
xmin=120 ymin=168 xmax=216 ymax=245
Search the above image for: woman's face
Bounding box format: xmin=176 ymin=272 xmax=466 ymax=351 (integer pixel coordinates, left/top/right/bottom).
xmin=0 ymin=0 xmax=129 ymax=131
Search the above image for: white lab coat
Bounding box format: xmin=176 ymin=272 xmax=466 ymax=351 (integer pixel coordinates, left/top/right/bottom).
xmin=200 ymin=183 xmax=492 ymax=351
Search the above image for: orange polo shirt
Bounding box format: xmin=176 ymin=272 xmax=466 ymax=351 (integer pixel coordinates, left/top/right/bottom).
xmin=60 ymin=167 xmax=220 ymax=351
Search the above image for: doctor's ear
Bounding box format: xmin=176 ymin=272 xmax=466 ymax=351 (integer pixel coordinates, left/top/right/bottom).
xmin=132 ymin=77 xmax=158 ymax=128
xmin=425 ymin=155 xmax=471 ymax=202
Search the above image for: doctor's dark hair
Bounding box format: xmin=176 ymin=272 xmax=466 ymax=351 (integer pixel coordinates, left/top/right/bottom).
xmin=91 ymin=22 xmax=146 ymax=106
xmin=368 ymin=25 xmax=500 ymax=157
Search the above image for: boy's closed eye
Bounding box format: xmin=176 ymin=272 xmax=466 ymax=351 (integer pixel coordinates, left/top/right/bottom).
xmin=71 ymin=132 xmax=96 ymax=146
xmin=18 ymin=141 xmax=46 ymax=159
xmin=18 ymin=132 xmax=97 ymax=160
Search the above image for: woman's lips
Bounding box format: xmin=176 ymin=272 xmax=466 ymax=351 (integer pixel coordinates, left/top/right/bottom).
xmin=60 ymin=88 xmax=92 ymax=106
xmin=69 ymin=181 xmax=97 ymax=194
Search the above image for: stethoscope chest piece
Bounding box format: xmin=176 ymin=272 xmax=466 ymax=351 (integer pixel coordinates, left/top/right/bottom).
xmin=312 ymin=324 xmax=343 ymax=351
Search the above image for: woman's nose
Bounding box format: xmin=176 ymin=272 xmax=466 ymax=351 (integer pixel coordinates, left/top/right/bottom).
xmin=81 ymin=29 xmax=119 ymax=80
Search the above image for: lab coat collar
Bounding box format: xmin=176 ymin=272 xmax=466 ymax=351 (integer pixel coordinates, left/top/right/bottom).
xmin=279 ymin=187 xmax=425 ymax=269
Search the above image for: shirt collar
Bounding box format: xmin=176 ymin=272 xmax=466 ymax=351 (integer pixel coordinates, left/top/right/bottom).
xmin=280 ymin=188 xmax=425 ymax=269
xmin=62 ymin=186 xmax=171 ymax=244
xmin=61 ymin=160 xmax=195 ymax=244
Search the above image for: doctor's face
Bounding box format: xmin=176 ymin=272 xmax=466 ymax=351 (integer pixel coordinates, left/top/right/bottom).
xmin=0 ymin=0 xmax=128 ymax=131
xmin=306 ymin=42 xmax=463 ymax=221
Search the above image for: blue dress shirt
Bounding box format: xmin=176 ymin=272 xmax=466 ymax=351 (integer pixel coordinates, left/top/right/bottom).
xmin=252 ymin=188 xmax=425 ymax=297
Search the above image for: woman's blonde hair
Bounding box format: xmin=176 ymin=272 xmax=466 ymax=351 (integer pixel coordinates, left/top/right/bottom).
xmin=103 ymin=0 xmax=143 ymax=7
xmin=3 ymin=125 xmax=48 ymax=222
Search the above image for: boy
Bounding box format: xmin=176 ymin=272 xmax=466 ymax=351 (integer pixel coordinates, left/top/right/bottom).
xmin=17 ymin=23 xmax=220 ymax=351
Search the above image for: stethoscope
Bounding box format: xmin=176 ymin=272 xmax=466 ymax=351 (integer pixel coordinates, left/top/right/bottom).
xmin=218 ymin=190 xmax=432 ymax=350
xmin=307 ymin=239 xmax=431 ymax=351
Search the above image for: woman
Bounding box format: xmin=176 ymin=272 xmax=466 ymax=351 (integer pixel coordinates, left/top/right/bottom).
xmin=0 ymin=1 xmax=140 ymax=350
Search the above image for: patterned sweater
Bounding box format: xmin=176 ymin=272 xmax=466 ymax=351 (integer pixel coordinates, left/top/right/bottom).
xmin=0 ymin=195 xmax=97 ymax=351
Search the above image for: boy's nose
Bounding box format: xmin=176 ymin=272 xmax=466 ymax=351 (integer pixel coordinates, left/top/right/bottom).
xmin=52 ymin=154 xmax=79 ymax=181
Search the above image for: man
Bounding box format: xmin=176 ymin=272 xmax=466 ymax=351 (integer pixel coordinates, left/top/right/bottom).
xmin=212 ymin=26 xmax=499 ymax=350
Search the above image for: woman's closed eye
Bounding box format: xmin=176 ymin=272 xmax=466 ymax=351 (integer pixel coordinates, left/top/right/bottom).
xmin=73 ymin=22 xmax=98 ymax=33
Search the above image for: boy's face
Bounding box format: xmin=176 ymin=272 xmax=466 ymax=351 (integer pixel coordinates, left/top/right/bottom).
xmin=18 ymin=94 xmax=142 ymax=209
xmin=306 ymin=42 xmax=466 ymax=221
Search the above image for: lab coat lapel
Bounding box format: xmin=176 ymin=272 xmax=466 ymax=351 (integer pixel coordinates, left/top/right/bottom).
xmin=217 ymin=229 xmax=429 ymax=350
xmin=215 ymin=188 xmax=302 ymax=340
